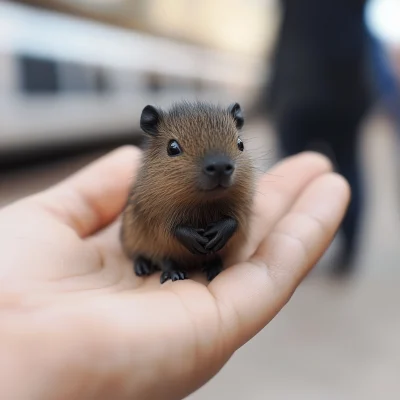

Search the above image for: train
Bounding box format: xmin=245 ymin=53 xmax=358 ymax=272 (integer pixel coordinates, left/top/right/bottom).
xmin=0 ymin=1 xmax=265 ymax=155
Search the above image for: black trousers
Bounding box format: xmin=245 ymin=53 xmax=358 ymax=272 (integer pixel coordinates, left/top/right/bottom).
xmin=275 ymin=106 xmax=365 ymax=264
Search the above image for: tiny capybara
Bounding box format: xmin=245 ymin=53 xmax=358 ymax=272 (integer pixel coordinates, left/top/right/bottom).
xmin=121 ymin=101 xmax=255 ymax=283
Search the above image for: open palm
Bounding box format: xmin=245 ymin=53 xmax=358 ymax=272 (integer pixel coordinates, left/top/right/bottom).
xmin=0 ymin=146 xmax=349 ymax=400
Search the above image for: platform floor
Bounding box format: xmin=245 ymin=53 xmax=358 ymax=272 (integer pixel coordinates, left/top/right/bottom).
xmin=1 ymin=114 xmax=400 ymax=400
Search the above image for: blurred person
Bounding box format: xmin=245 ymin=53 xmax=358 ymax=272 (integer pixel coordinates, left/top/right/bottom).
xmin=264 ymin=0 xmax=376 ymax=275
xmin=0 ymin=146 xmax=349 ymax=399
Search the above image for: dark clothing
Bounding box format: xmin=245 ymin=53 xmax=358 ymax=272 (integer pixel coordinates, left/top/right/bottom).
xmin=277 ymin=106 xmax=363 ymax=265
xmin=267 ymin=0 xmax=376 ymax=269
xmin=268 ymin=0 xmax=375 ymax=119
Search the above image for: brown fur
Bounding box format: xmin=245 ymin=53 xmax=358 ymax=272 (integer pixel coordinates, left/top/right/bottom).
xmin=120 ymin=101 xmax=255 ymax=269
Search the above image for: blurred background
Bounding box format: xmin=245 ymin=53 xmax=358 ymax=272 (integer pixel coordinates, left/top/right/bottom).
xmin=1 ymin=0 xmax=400 ymax=398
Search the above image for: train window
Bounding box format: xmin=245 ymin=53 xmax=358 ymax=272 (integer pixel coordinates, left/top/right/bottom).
xmin=94 ymin=67 xmax=111 ymax=93
xmin=145 ymin=72 xmax=163 ymax=92
xmin=18 ymin=55 xmax=59 ymax=94
xmin=58 ymin=62 xmax=94 ymax=93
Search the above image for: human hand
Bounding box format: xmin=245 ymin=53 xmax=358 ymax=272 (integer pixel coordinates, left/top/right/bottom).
xmin=0 ymin=146 xmax=349 ymax=400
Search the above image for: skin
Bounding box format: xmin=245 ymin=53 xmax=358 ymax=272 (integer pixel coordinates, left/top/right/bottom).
xmin=0 ymin=146 xmax=349 ymax=400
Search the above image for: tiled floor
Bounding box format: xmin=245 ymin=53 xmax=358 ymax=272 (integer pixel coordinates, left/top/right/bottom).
xmin=1 ymin=115 xmax=400 ymax=399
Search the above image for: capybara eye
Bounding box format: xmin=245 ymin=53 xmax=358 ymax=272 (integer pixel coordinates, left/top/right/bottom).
xmin=167 ymin=140 xmax=182 ymax=156
xmin=237 ymin=138 xmax=244 ymax=152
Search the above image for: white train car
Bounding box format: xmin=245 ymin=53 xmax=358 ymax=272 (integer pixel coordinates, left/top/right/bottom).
xmin=0 ymin=1 xmax=264 ymax=154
